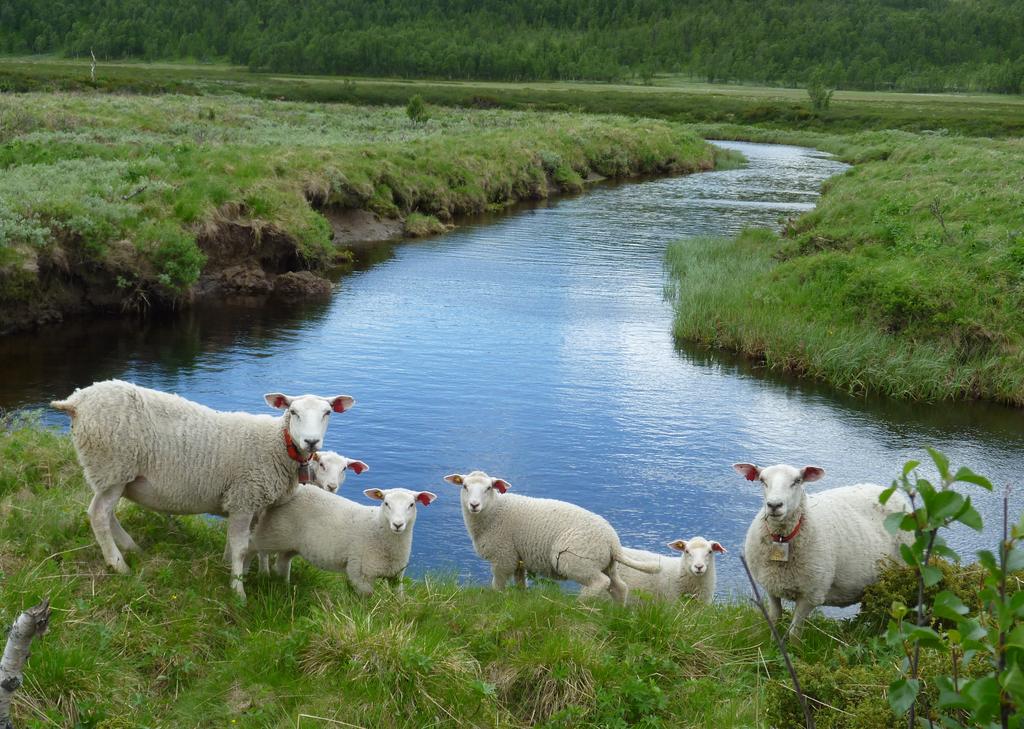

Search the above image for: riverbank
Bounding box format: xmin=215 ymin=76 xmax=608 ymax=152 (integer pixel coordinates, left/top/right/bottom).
xmin=0 ymin=92 xmax=722 ymax=334
xmin=668 ymin=130 xmax=1024 ymax=405
xmin=0 ymin=417 xmax=960 ymax=727
xmin=3 ymin=58 xmax=1023 ymax=138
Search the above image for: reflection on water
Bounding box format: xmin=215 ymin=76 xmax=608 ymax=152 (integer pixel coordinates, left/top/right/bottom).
xmin=2 ymin=141 xmax=1021 ymax=596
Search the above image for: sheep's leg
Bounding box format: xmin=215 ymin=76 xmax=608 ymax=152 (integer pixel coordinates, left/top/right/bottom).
xmin=346 ymin=560 xmax=374 ymax=595
xmin=514 ymin=562 xmax=527 ymax=588
xmin=226 ymin=510 xmax=254 ymax=601
xmin=606 ymin=565 xmax=629 ymax=605
xmin=258 ymin=552 xmax=271 ymax=575
xmin=389 ymin=569 xmax=406 ymax=595
xmin=578 ymin=573 xmax=613 ymax=601
xmin=491 ymin=564 xmax=515 ymax=590
xmin=274 ymin=552 xmax=295 ymax=584
xmin=87 ymin=485 xmax=130 ymax=575
xmin=787 ymin=597 xmax=818 ymax=638
xmin=109 ymin=512 xmax=141 ymax=553
xmin=766 ymin=594 xmax=783 ymax=625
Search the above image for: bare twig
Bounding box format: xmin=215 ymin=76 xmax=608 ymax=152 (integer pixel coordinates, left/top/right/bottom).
xmin=89 ymin=49 xmax=97 ymax=83
xmin=999 ymin=486 xmax=1012 ymax=729
xmin=739 ymin=555 xmax=815 ymax=729
xmin=0 ymin=599 xmax=52 ymax=729
xmin=122 ymin=185 xmax=148 ymax=201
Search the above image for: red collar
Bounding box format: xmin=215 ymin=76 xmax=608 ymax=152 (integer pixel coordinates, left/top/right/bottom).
xmin=771 ymin=516 xmax=803 ymax=543
xmin=283 ymin=431 xmax=313 ymax=484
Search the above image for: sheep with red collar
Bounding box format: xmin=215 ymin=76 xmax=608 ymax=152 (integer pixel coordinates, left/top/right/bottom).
xmin=247 ymin=485 xmax=436 ymax=594
xmin=444 ymin=470 xmax=661 ymax=603
xmin=735 ymin=462 xmax=910 ymax=637
xmin=618 ymin=536 xmax=726 ymax=604
xmin=51 ymin=379 xmax=353 ymax=601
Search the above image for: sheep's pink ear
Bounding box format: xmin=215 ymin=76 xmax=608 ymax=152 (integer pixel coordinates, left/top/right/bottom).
xmin=667 ymin=540 xmax=687 ymax=553
xmin=444 ymin=474 xmax=464 ymax=486
xmin=801 ymin=466 xmax=825 ymax=482
xmin=491 ymin=478 xmax=510 ymax=494
xmin=364 ymin=488 xmax=385 ymax=501
xmin=347 ymin=460 xmax=368 ymax=475
xmin=733 ymin=463 xmax=760 ymax=481
xmin=265 ymin=393 xmax=291 ymax=409
xmin=330 ymin=395 xmax=354 ymax=413
xmin=711 ymin=542 xmax=727 ymax=554
xmin=416 ymin=491 xmax=437 ymax=506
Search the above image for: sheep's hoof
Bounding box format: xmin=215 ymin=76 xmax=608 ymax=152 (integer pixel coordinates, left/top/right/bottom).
xmin=109 ymin=559 xmax=131 ymax=575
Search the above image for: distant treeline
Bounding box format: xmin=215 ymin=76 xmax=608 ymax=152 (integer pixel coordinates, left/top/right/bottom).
xmin=3 ymin=0 xmax=1024 ymax=93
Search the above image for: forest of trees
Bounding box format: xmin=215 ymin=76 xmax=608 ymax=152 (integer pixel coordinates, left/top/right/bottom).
xmin=2 ymin=0 xmax=1023 ymax=93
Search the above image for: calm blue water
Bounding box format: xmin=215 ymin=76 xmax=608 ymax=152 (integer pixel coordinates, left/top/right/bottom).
xmin=2 ymin=142 xmax=1021 ymax=597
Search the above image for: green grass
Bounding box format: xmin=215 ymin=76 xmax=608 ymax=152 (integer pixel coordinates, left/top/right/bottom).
xmin=0 ymin=89 xmax=717 ymax=329
xmin=2 ymin=57 xmax=1023 ymax=138
xmin=667 ymin=131 xmax=1024 ymax=405
xmin=0 ymin=417 xmax=920 ymax=728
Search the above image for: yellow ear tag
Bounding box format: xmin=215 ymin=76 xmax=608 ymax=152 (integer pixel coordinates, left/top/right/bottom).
xmin=769 ymin=542 xmax=790 ymax=562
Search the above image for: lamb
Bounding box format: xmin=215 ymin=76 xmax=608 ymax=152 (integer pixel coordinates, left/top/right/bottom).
xmin=618 ymin=536 xmax=726 ymax=603
xmin=735 ymin=462 xmax=910 ymax=637
xmin=248 ymin=450 xmax=369 ymax=574
xmin=50 ymin=379 xmax=354 ymax=601
xmin=309 ymin=450 xmax=369 ymax=494
xmin=247 ymin=485 xmax=437 ymax=594
xmin=444 ymin=470 xmax=661 ymax=603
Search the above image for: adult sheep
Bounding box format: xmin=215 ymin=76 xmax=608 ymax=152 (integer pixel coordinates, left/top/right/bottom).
xmin=444 ymin=470 xmax=661 ymax=603
xmin=735 ymin=462 xmax=910 ymax=636
xmin=51 ymin=379 xmax=354 ymax=600
xmin=618 ymin=536 xmax=726 ymax=604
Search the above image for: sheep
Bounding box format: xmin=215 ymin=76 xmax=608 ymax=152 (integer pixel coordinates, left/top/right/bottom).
xmin=50 ymin=379 xmax=354 ymax=601
xmin=618 ymin=536 xmax=726 ymax=603
xmin=309 ymin=451 xmax=368 ymax=494
xmin=247 ymin=485 xmax=437 ymax=594
xmin=735 ymin=462 xmax=910 ymax=637
xmin=443 ymin=470 xmax=661 ymax=603
xmin=246 ymin=450 xmax=370 ymax=574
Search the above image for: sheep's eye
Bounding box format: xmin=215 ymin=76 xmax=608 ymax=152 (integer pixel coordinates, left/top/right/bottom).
xmin=289 ymin=410 xmax=299 ymax=418
xmin=384 ymin=501 xmax=390 ymax=508
xmin=408 ymin=503 xmax=414 ymax=509
xmin=462 ymin=484 xmax=467 ymax=490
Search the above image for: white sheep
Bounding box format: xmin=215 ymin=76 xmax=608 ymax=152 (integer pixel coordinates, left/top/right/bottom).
xmin=444 ymin=470 xmax=661 ymax=603
xmin=50 ymin=379 xmax=354 ymax=601
xmin=735 ymin=462 xmax=910 ymax=636
xmin=247 ymin=485 xmax=436 ymax=594
xmin=618 ymin=536 xmax=726 ymax=603
xmin=249 ymin=450 xmax=369 ymax=574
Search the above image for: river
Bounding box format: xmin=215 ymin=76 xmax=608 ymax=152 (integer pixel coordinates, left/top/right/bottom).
xmin=2 ymin=141 xmax=1020 ymax=596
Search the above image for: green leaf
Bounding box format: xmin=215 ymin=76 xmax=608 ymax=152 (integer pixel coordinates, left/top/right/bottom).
xmin=902 ymin=459 xmax=921 ymax=478
xmin=1006 ymin=545 xmax=1024 ymax=573
xmin=951 ymin=466 xmax=993 ymax=491
xmin=921 ymin=564 xmax=943 ymax=587
xmin=899 ymin=542 xmax=918 ymax=566
xmin=1007 ymin=625 xmax=1024 ymax=649
xmin=888 ymin=678 xmax=920 ymax=715
xmin=929 ymin=490 xmax=964 ymax=521
xmin=885 ymin=511 xmax=911 ymax=536
xmin=932 ymin=590 xmax=969 ymax=621
xmin=906 ymin=624 xmax=945 ymax=649
xmin=1001 ymin=663 xmax=1024 ymax=702
xmin=926 ymin=447 xmax=951 ymax=482
xmin=956 ymin=500 xmax=984 ymax=532
xmin=964 ymin=676 xmax=1001 ymax=722
xmin=879 ymin=485 xmax=896 ymax=504
xmin=936 ymin=676 xmax=971 ymax=711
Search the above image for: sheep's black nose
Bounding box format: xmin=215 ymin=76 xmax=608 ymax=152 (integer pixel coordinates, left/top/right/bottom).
xmin=304 ymin=438 xmax=320 ymax=451
xmin=767 ymin=501 xmax=783 ymax=512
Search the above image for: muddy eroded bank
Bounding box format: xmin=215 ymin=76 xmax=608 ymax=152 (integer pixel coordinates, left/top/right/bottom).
xmin=0 ymin=93 xmax=728 ymax=334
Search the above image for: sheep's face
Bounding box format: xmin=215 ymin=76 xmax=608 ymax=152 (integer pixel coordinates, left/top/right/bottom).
xmin=265 ymin=393 xmax=355 ymax=457
xmin=668 ymin=536 xmax=725 ymax=576
xmin=734 ymin=462 xmax=824 ymax=525
xmin=365 ymin=488 xmax=437 ymax=533
xmin=444 ymin=471 xmax=510 ymax=515
xmin=312 ymin=451 xmax=368 ymax=493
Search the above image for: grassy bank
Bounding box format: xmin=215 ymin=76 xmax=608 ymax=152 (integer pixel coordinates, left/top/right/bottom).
xmin=667 ymin=131 xmax=1024 ymax=405
xmin=2 ymin=58 xmax=1024 ymax=138
xmin=0 ymin=418 xmax=951 ymax=728
xmin=0 ymin=90 xmax=717 ymax=332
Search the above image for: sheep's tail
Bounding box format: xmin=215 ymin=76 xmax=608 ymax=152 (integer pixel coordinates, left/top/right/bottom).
xmin=50 ymin=393 xmax=79 ymax=418
xmin=614 ymin=549 xmax=661 ymax=574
